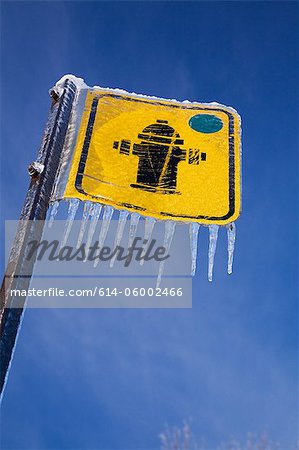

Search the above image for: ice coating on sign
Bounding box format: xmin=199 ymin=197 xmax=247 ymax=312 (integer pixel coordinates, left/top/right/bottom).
xmin=226 ymin=222 xmax=236 ymax=274
xmin=94 ymin=205 xmax=114 ymax=268
xmin=128 ymin=212 xmax=140 ymax=249
xmin=48 ymin=200 xmax=60 ymax=228
xmin=76 ymin=201 xmax=93 ymax=249
xmin=140 ymin=217 xmax=156 ymax=266
xmin=208 ymin=224 xmax=219 ymax=282
xmin=49 ymin=76 xmax=241 ymax=283
xmin=110 ymin=210 xmax=129 ymax=268
xmin=53 ymin=75 xmax=241 ymax=112
xmin=60 ymin=198 xmax=80 ymax=249
xmin=84 ymin=203 xmax=102 ymax=261
xmin=189 ymin=222 xmax=200 ymax=276
xmin=156 ymin=221 xmax=176 ymax=288
xmin=61 ymin=88 xmax=241 ymax=226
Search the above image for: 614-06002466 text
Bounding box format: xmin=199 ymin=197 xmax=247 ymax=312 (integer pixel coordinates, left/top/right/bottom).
xmin=9 ymin=287 xmax=184 ymax=298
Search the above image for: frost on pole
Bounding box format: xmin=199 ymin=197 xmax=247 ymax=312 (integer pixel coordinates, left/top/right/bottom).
xmin=50 ymin=75 xmax=242 ymax=281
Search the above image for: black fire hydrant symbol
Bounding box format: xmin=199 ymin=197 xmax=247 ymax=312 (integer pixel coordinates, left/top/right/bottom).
xmin=113 ymin=120 xmax=206 ymax=194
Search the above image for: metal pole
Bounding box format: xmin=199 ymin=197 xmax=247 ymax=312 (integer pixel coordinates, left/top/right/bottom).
xmin=0 ymin=79 xmax=77 ymax=398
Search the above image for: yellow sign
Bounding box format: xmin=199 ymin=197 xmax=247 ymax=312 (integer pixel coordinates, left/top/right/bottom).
xmin=64 ymin=89 xmax=241 ymax=225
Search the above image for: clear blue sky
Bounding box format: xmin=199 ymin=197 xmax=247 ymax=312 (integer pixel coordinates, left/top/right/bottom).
xmin=0 ymin=1 xmax=298 ymax=449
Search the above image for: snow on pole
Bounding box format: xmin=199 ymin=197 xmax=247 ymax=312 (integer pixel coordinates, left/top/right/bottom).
xmin=0 ymin=78 xmax=78 ymax=399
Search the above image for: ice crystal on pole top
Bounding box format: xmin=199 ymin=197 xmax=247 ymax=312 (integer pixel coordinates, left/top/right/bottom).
xmin=63 ymin=89 xmax=241 ymax=225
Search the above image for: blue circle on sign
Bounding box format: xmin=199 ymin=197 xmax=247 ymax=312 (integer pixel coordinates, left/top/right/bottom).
xmin=189 ymin=114 xmax=223 ymax=133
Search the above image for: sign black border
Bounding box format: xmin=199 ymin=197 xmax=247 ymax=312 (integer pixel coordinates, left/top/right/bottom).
xmin=74 ymin=93 xmax=237 ymax=221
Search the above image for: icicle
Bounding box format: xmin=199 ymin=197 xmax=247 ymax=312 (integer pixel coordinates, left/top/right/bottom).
xmin=140 ymin=217 xmax=156 ymax=266
xmin=189 ymin=222 xmax=200 ymax=276
xmin=156 ymin=221 xmax=176 ymax=288
xmin=47 ymin=200 xmax=59 ymax=228
xmin=128 ymin=212 xmax=140 ymax=249
xmin=84 ymin=203 xmax=102 ymax=261
xmin=226 ymin=222 xmax=236 ymax=274
xmin=76 ymin=201 xmax=93 ymax=249
xmin=208 ymin=225 xmax=219 ymax=282
xmin=94 ymin=205 xmax=114 ymax=268
xmin=60 ymin=199 xmax=80 ymax=249
xmin=110 ymin=210 xmax=129 ymax=268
